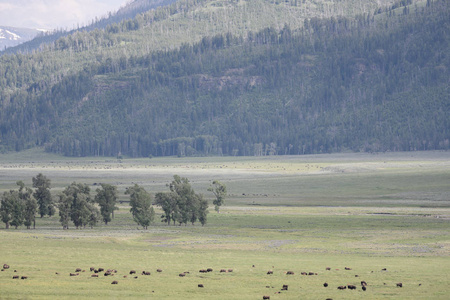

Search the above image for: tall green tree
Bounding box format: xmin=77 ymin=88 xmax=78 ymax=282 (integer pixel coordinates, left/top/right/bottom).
xmin=208 ymin=180 xmax=227 ymax=213
xmin=155 ymin=175 xmax=208 ymax=226
xmin=32 ymin=173 xmax=54 ymax=218
xmin=17 ymin=181 xmax=38 ymax=229
xmin=0 ymin=190 xmax=18 ymax=229
xmin=125 ymin=184 xmax=155 ymax=229
xmin=95 ymin=183 xmax=118 ymax=225
xmin=57 ymin=193 xmax=71 ymax=230
xmin=154 ymin=191 xmax=178 ymax=225
xmin=197 ymin=194 xmax=209 ymax=226
xmin=61 ymin=182 xmax=98 ymax=229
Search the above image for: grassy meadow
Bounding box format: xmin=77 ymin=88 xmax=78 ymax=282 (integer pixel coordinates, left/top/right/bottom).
xmin=0 ymin=149 xmax=449 ymax=299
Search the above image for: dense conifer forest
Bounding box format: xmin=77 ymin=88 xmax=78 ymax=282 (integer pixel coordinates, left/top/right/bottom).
xmin=0 ymin=0 xmax=448 ymax=157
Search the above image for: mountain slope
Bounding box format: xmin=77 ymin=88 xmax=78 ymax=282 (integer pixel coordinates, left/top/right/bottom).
xmin=0 ymin=0 xmax=448 ymax=157
xmin=0 ymin=26 xmax=41 ymax=51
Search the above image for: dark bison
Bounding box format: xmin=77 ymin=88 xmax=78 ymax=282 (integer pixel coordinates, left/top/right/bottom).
xmin=21 ymin=276 xmax=28 ymax=280
xmin=98 ymin=268 xmax=104 ymax=272
xmin=396 ymin=283 xmax=403 ymax=287
xmin=198 ymin=284 xmax=204 ymax=288
xmin=199 ymin=269 xmax=207 ymax=273
xmin=263 ymin=296 xmax=270 ymax=300
xmin=12 ymin=275 xmax=19 ymax=279
xmin=70 ymin=273 xmax=78 ymax=276
xmin=228 ymin=269 xmax=233 ymax=273
xmin=323 ymin=282 xmax=328 ymax=287
xmin=286 ymin=271 xmax=294 ymax=275
xmin=130 ymin=270 xmax=136 ymax=275
xmin=142 ymin=271 xmax=150 ymax=276
xmin=362 ymin=286 xmax=367 ymax=291
xmin=75 ymin=268 xmax=82 ymax=272
xmin=267 ymin=270 xmax=273 ymax=275
xmin=111 ymin=280 xmax=118 ymax=284
xmin=179 ymin=273 xmax=186 ymax=277
xmin=326 ymin=267 xmax=331 ymax=271
xmin=157 ymin=269 xmax=163 ymax=273
xmin=91 ymin=274 xmax=99 ymax=278
xmin=337 ymin=285 xmax=346 ymax=290
xmin=282 ymin=285 xmax=288 ymax=291
xmin=207 ymin=268 xmax=213 ymax=272
xmin=347 ymin=284 xmax=356 ymax=290
xmin=361 ymin=281 xmax=367 ymax=286
xmin=220 ymin=269 xmax=227 ymax=273
xmin=3 ymin=264 xmax=10 ymax=269
xmin=345 ymin=267 xmax=352 ymax=270
xmin=90 ymin=267 xmax=95 ymax=272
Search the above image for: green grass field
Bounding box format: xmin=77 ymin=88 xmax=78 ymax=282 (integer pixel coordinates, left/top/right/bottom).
xmin=0 ymin=149 xmax=449 ymax=299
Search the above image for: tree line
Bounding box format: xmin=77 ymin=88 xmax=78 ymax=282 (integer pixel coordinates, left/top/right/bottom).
xmin=0 ymin=0 xmax=448 ymax=157
xmin=0 ymin=173 xmax=227 ymax=229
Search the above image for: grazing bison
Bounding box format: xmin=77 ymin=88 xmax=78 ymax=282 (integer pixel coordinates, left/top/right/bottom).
xmin=98 ymin=268 xmax=104 ymax=272
xmin=323 ymin=282 xmax=328 ymax=287
xmin=362 ymin=286 xmax=367 ymax=291
xmin=301 ymin=272 xmax=307 ymax=275
xmin=337 ymin=285 xmax=346 ymax=290
xmin=111 ymin=280 xmax=118 ymax=284
xmin=326 ymin=267 xmax=331 ymax=271
xmin=130 ymin=270 xmax=136 ymax=275
xmin=396 ymin=283 xmax=403 ymax=288
xmin=198 ymin=284 xmax=204 ymax=288
xmin=75 ymin=268 xmax=82 ymax=272
xmin=3 ymin=264 xmax=10 ymax=269
xmin=286 ymin=271 xmax=294 ymax=275
xmin=347 ymin=284 xmax=356 ymax=290
xmin=220 ymin=269 xmax=227 ymax=273
xmin=344 ymin=267 xmax=352 ymax=270
xmin=179 ymin=273 xmax=186 ymax=277
xmin=207 ymin=268 xmax=213 ymax=272
xmin=104 ymin=271 xmax=112 ymax=276
xmin=157 ymin=269 xmax=163 ymax=273
xmin=12 ymin=275 xmax=19 ymax=279
xmin=361 ymin=281 xmax=367 ymax=286
xmin=91 ymin=274 xmax=99 ymax=278
xmin=308 ymin=272 xmax=315 ymax=276
xmin=70 ymin=273 xmax=78 ymax=276
xmin=21 ymin=276 xmax=28 ymax=280
xmin=267 ymin=271 xmax=273 ymax=275
xmin=142 ymin=271 xmax=150 ymax=276
xmin=282 ymin=285 xmax=288 ymax=291
xmin=262 ymin=296 xmax=270 ymax=300
xmin=199 ymin=269 xmax=207 ymax=273
xmin=228 ymin=269 xmax=233 ymax=273
xmin=90 ymin=267 xmax=95 ymax=272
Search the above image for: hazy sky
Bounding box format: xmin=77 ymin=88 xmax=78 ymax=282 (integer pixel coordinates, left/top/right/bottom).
xmin=0 ymin=0 xmax=129 ymax=30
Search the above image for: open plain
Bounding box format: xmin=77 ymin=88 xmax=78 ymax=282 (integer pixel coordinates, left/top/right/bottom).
xmin=0 ymin=149 xmax=449 ymax=299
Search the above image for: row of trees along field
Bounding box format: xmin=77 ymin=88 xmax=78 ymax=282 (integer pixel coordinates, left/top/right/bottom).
xmin=0 ymin=0 xmax=448 ymax=157
xmin=0 ymin=173 xmax=227 ymax=229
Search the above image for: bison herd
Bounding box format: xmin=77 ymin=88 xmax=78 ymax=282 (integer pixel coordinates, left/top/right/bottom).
xmin=1 ymin=262 xmax=414 ymax=298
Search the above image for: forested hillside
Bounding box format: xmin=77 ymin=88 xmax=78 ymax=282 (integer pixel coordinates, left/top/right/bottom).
xmin=0 ymin=0 xmax=448 ymax=157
